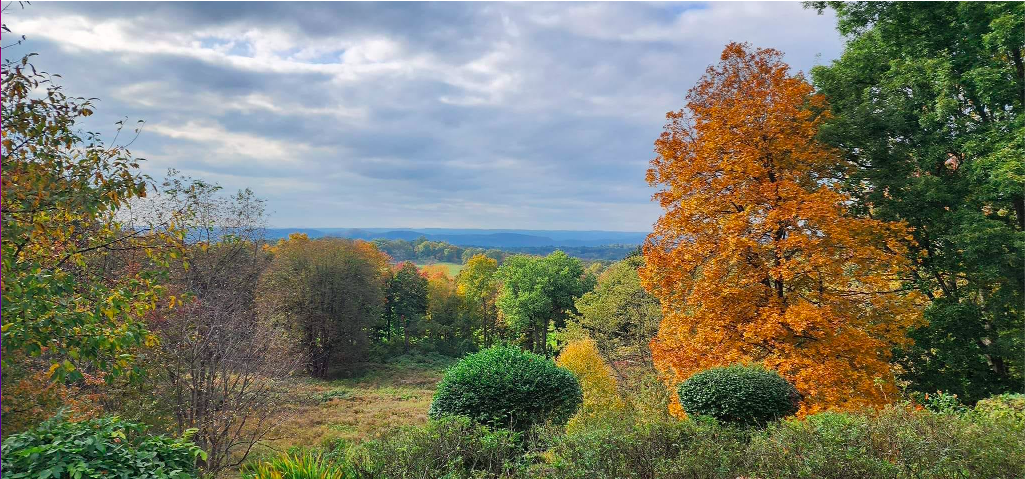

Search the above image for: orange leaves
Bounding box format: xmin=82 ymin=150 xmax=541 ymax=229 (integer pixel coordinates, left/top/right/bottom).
xmin=642 ymin=43 xmax=924 ymax=416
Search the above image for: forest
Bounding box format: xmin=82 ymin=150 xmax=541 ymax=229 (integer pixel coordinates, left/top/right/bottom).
xmin=1 ymin=2 xmax=1023 ymax=478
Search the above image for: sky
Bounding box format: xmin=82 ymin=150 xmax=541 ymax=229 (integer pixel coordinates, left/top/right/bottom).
xmin=4 ymin=2 xmax=844 ymax=231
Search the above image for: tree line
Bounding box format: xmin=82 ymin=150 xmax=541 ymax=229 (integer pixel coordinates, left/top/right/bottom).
xmin=371 ymin=237 xmax=640 ymax=264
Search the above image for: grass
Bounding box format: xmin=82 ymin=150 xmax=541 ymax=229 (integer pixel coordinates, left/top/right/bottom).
xmin=414 ymin=261 xmax=464 ymax=277
xmin=248 ymin=355 xmax=453 ymax=466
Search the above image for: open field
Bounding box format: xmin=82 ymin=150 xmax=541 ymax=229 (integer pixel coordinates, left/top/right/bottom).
xmin=249 ymin=355 xmax=453 ymax=463
xmin=414 ymin=261 xmax=464 ymax=277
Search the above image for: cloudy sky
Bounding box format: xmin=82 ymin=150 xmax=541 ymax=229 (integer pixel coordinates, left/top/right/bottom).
xmin=6 ymin=2 xmax=843 ymax=231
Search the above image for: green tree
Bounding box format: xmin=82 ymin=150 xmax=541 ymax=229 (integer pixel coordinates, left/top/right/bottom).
xmin=457 ymin=254 xmax=500 ymax=346
xmin=259 ymin=236 xmax=389 ymax=377
xmin=808 ymin=1 xmax=1024 ymax=401
xmin=496 ymin=251 xmax=588 ymax=355
xmin=385 ymin=262 xmax=429 ymax=353
xmin=570 ymin=256 xmax=661 ymax=365
xmin=1 ymin=40 xmax=190 ymax=382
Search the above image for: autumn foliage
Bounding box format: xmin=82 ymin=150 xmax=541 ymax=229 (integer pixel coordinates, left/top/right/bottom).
xmin=642 ymin=43 xmax=924 ymax=415
xmin=556 ymin=339 xmax=626 ymax=431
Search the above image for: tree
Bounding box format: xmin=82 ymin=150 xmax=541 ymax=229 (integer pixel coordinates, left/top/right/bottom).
xmin=642 ymin=43 xmax=923 ymax=415
xmin=384 ymin=262 xmax=429 ymax=354
xmin=1 ymin=19 xmax=192 ymax=384
xmin=149 ymin=180 xmax=299 ymax=475
xmin=808 ymin=1 xmax=1024 ymax=402
xmin=496 ymin=251 xmax=588 ymax=355
xmin=570 ymin=255 xmax=661 ymax=366
xmin=457 ymin=254 xmax=500 ymax=346
xmin=424 ymin=269 xmax=475 ymax=356
xmin=259 ymin=237 xmax=389 ymax=377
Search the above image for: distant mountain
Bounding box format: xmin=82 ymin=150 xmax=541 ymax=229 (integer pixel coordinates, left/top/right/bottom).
xmin=263 ymin=228 xmax=648 ymax=248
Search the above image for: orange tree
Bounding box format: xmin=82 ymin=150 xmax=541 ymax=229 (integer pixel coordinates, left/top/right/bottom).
xmin=641 ymin=43 xmax=924 ymax=415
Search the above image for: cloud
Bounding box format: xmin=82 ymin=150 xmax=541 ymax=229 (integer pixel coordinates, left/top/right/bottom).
xmin=4 ymin=2 xmax=842 ymax=230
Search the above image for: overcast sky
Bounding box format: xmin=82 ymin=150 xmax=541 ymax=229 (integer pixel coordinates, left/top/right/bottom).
xmin=6 ymin=2 xmax=843 ymax=230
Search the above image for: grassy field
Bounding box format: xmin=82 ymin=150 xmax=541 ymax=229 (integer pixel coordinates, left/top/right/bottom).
xmin=414 ymin=261 xmax=464 ymax=277
xmin=248 ymin=355 xmax=453 ymax=465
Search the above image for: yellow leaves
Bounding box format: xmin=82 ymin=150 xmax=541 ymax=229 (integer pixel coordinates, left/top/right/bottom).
xmin=168 ymin=295 xmax=177 ymax=309
xmin=557 ymin=339 xmax=626 ymax=431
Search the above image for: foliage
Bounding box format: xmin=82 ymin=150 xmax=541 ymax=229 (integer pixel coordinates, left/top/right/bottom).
xmin=260 ymin=236 xmax=390 ymax=378
xmin=747 ymin=407 xmax=1024 ymax=479
xmin=974 ymin=393 xmax=1025 ymax=424
xmin=0 ymin=363 xmax=104 ymax=437
xmin=382 ymin=262 xmax=429 ymax=354
xmin=642 ymin=42 xmax=924 ymax=415
xmin=348 ymin=417 xmax=523 ymax=478
xmin=555 ymin=339 xmax=626 ymax=432
xmin=457 ymin=254 xmax=501 ymax=347
xmin=496 ymin=252 xmax=590 ymax=354
xmin=339 ymin=406 xmax=1023 ymax=479
xmin=0 ymin=414 xmax=205 ymax=479
xmin=914 ymin=391 xmax=969 ymax=415
xmin=1 ymin=42 xmax=192 ymax=385
xmin=241 ymin=452 xmax=351 ymax=479
xmin=807 ymin=1 xmax=1025 ymax=402
xmin=429 ymin=345 xmax=582 ymax=430
xmin=423 ymin=269 xmax=477 ymax=356
xmin=569 ymin=255 xmax=660 ymax=364
xmin=676 ymin=364 xmax=801 ymax=427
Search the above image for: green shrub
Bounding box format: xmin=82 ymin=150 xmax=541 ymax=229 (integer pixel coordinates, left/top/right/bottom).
xmin=975 ymin=393 xmax=1025 ymax=424
xmin=1 ymin=414 xmax=205 ymax=479
xmin=914 ymin=390 xmax=969 ymax=414
xmin=748 ymin=406 xmax=1025 ymax=478
xmin=241 ymin=452 xmax=351 ymax=479
xmin=429 ymin=346 xmax=582 ymax=430
xmin=531 ymin=415 xmax=749 ymax=479
xmin=677 ymin=363 xmax=800 ymax=427
xmin=348 ymin=416 xmax=523 ymax=478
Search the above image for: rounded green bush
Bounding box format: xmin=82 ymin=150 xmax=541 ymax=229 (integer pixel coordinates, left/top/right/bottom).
xmin=429 ymin=345 xmax=583 ymax=430
xmin=677 ymin=364 xmax=800 ymax=427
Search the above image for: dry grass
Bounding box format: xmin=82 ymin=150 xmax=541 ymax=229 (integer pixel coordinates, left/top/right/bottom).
xmin=246 ymin=356 xmax=453 ymax=464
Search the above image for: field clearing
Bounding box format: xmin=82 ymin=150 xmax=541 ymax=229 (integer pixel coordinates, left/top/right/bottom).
xmin=414 ymin=261 xmax=464 ymax=277
xmin=247 ymin=356 xmax=453 ymax=466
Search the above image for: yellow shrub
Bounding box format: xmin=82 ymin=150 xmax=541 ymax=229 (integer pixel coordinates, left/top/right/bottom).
xmin=556 ymin=339 xmax=626 ymax=430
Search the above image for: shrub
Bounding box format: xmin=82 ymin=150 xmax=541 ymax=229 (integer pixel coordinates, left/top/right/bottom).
xmin=677 ymin=363 xmax=800 ymax=427
xmin=429 ymin=345 xmax=582 ymax=429
xmin=348 ymin=416 xmax=522 ymax=477
xmin=748 ymin=406 xmax=1025 ymax=478
xmin=1 ymin=414 xmax=205 ymax=479
xmin=916 ymin=390 xmax=969 ymax=414
xmin=241 ymin=452 xmax=350 ymax=479
xmin=555 ymin=339 xmax=626 ymax=432
xmin=974 ymin=393 xmax=1025 ymax=424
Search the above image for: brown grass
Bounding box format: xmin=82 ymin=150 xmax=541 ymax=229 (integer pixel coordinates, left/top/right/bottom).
xmin=245 ymin=357 xmax=452 ymax=465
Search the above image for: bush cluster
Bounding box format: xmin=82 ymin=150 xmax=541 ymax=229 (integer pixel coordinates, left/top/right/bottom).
xmin=1 ymin=415 xmax=204 ymax=479
xmin=429 ymin=345 xmax=583 ymax=430
xmin=248 ymin=402 xmax=1024 ymax=479
xmin=677 ymin=363 xmax=800 ymax=427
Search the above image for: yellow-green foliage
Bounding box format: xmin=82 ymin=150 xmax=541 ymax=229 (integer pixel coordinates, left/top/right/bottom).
xmin=241 ymin=452 xmax=349 ymax=479
xmin=556 ymin=339 xmax=626 ymax=430
xmin=975 ymin=394 xmax=1025 ymax=425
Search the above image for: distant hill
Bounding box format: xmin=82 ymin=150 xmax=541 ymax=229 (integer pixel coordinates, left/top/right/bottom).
xmin=263 ymin=228 xmax=648 ymax=248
